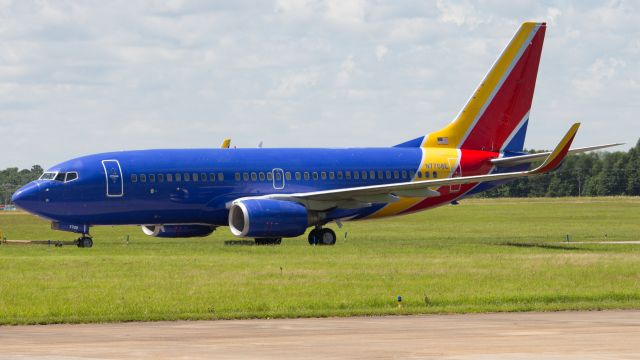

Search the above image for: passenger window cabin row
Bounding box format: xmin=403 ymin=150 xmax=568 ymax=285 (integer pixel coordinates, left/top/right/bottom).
xmin=130 ymin=169 xmax=440 ymax=184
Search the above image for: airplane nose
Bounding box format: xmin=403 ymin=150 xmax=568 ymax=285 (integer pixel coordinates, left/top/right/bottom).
xmin=11 ymin=182 xmax=41 ymax=210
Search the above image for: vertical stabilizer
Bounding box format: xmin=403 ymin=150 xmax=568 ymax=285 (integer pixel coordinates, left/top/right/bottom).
xmin=422 ymin=22 xmax=546 ymax=153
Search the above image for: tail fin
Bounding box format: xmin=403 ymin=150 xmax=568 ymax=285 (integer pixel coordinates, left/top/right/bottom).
xmin=422 ymin=22 xmax=546 ymax=153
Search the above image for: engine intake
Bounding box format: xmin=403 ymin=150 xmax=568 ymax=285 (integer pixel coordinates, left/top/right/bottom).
xmin=141 ymin=224 xmax=216 ymax=238
xmin=229 ymin=199 xmax=308 ymax=238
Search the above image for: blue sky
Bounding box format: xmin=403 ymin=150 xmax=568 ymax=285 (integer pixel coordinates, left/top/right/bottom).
xmin=0 ymin=0 xmax=638 ymax=168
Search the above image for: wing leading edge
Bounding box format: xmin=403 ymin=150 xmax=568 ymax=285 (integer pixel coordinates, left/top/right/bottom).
xmin=232 ymin=124 xmax=581 ymax=211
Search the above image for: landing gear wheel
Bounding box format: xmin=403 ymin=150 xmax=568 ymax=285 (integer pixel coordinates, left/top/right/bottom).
xmin=319 ymin=228 xmax=336 ymax=245
xmin=308 ymin=228 xmax=336 ymax=246
xmin=308 ymin=228 xmax=320 ymax=245
xmin=254 ymin=238 xmax=281 ymax=245
xmin=77 ymin=236 xmax=93 ymax=248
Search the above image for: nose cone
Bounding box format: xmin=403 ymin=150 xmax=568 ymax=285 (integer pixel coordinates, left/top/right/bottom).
xmin=11 ymin=182 xmax=40 ymax=211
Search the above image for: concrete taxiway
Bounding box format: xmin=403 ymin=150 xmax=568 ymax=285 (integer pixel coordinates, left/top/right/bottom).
xmin=1 ymin=311 xmax=639 ymax=359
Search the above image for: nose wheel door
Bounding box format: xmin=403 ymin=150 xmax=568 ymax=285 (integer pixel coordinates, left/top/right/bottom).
xmin=102 ymin=160 xmax=124 ymax=197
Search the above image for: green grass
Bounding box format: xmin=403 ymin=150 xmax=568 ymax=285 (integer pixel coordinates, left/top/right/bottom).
xmin=1 ymin=197 xmax=639 ymax=325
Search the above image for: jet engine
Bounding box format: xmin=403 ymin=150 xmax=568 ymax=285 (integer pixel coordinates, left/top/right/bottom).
xmin=141 ymin=224 xmax=216 ymax=238
xmin=228 ymin=199 xmax=309 ymax=238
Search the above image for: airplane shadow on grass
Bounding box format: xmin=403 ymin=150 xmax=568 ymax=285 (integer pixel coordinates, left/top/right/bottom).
xmin=497 ymin=242 xmax=586 ymax=251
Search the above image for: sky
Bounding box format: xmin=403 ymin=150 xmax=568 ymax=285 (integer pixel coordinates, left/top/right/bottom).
xmin=0 ymin=0 xmax=638 ymax=169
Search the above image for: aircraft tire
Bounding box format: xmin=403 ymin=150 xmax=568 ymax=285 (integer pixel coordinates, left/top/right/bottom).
xmin=319 ymin=228 xmax=336 ymax=246
xmin=307 ymin=229 xmax=320 ymax=245
xmin=77 ymin=236 xmax=93 ymax=248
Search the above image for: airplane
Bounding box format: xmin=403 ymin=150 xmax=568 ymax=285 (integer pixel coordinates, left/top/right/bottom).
xmin=11 ymin=22 xmax=620 ymax=248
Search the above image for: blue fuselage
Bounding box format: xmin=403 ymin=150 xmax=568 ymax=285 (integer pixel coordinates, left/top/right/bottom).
xmin=13 ymin=148 xmax=425 ymax=228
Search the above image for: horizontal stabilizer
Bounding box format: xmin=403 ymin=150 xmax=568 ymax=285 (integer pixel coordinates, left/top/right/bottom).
xmin=491 ymin=143 xmax=623 ymax=167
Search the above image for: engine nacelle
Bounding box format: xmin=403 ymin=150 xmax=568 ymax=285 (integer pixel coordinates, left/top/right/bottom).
xmin=141 ymin=224 xmax=216 ymax=238
xmin=228 ymin=199 xmax=308 ymax=238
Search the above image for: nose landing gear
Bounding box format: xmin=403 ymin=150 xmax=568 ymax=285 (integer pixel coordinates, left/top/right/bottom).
xmin=307 ymin=227 xmax=336 ymax=246
xmin=76 ymin=235 xmax=93 ymax=248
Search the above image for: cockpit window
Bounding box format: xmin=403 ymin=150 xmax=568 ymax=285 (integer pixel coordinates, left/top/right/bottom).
xmin=39 ymin=172 xmax=57 ymax=180
xmin=40 ymin=171 xmax=79 ymax=182
xmin=65 ymin=172 xmax=78 ymax=182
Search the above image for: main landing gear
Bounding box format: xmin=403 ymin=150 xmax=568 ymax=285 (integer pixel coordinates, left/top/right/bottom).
xmin=254 ymin=238 xmax=282 ymax=245
xmin=76 ymin=235 xmax=93 ymax=248
xmin=308 ymin=227 xmax=336 ymax=246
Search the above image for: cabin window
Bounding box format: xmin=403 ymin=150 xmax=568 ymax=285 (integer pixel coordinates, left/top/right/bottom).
xmin=259 ymin=172 xmax=265 ymax=181
xmin=184 ymin=173 xmax=191 ymax=182
xmin=370 ymin=170 xmax=375 ymax=180
xmin=218 ymin=173 xmax=224 ymax=181
xmin=304 ymin=172 xmax=310 ymax=180
xmin=321 ymin=172 xmax=327 ymax=180
xmin=175 ymin=173 xmax=182 ymax=182
xmin=251 ymin=172 xmax=257 ymax=181
xmin=275 ymin=171 xmax=282 ymax=181
xmin=158 ymin=174 xmax=164 ymax=183
xmin=149 ymin=174 xmax=156 ymax=182
xmin=345 ymin=171 xmax=351 ymax=180
xmin=401 ymin=170 xmax=408 ymax=179
xmin=192 ymin=173 xmax=198 ymax=182
xmin=295 ymin=172 xmax=301 ymax=180
xmin=416 ymin=171 xmax=422 ymax=179
xmin=361 ymin=170 xmax=367 ymax=180
xmin=432 ymin=171 xmax=437 ymax=178
xmin=131 ymin=174 xmax=138 ymax=183
xmin=200 ymin=173 xmax=207 ymax=181
xmin=243 ymin=172 xmax=249 ymax=181
xmin=267 ymin=172 xmax=273 ymax=181
xmin=235 ymin=172 xmax=241 ymax=181
xmin=393 ymin=171 xmax=399 ymax=179
xmin=167 ymin=173 xmax=173 ymax=182
xmin=285 ymin=172 xmax=292 ymax=181
xmin=337 ymin=171 xmax=343 ymax=180
xmin=385 ymin=170 xmax=391 ymax=179
xmin=377 ymin=170 xmax=383 ymax=179
xmin=140 ymin=174 xmax=147 ymax=183
xmin=353 ymin=171 xmax=359 ymax=180
xmin=209 ymin=173 xmax=216 ymax=182
xmin=329 ymin=171 xmax=335 ymax=180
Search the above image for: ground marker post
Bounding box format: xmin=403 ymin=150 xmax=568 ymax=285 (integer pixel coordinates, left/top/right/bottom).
xmin=397 ymin=295 xmax=403 ymax=309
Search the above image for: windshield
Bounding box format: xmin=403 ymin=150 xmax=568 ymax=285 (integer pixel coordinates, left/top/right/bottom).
xmin=39 ymin=172 xmax=57 ymax=180
xmin=39 ymin=171 xmax=79 ymax=182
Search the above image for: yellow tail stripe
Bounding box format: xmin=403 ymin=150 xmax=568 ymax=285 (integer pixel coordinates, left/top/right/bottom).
xmin=423 ymin=22 xmax=540 ymax=148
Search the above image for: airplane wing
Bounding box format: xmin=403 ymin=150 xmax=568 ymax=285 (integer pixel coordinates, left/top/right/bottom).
xmin=232 ymin=124 xmax=580 ymax=211
xmin=491 ymin=143 xmax=622 ymax=167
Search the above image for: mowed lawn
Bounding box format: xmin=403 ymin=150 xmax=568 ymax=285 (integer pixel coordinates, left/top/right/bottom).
xmin=0 ymin=197 xmax=639 ymax=325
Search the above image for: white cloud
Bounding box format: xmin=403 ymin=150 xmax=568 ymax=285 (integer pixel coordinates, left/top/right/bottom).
xmin=375 ymin=45 xmax=388 ymax=61
xmin=0 ymin=1 xmax=638 ymax=168
xmin=335 ymin=55 xmax=357 ymax=86
xmin=269 ymin=71 xmax=319 ymax=97
xmin=325 ymin=0 xmax=366 ymax=27
xmin=572 ymin=57 xmax=626 ymax=96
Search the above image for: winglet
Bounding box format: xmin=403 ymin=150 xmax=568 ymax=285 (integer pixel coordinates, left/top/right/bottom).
xmin=220 ymin=139 xmax=231 ymax=149
xmin=531 ymin=123 xmax=580 ymax=174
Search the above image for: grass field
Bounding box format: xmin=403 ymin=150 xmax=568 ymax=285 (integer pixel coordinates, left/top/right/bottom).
xmin=1 ymin=197 xmax=639 ymax=325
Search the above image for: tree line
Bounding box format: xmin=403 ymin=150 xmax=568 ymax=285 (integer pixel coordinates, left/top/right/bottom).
xmin=0 ymin=139 xmax=638 ymax=204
